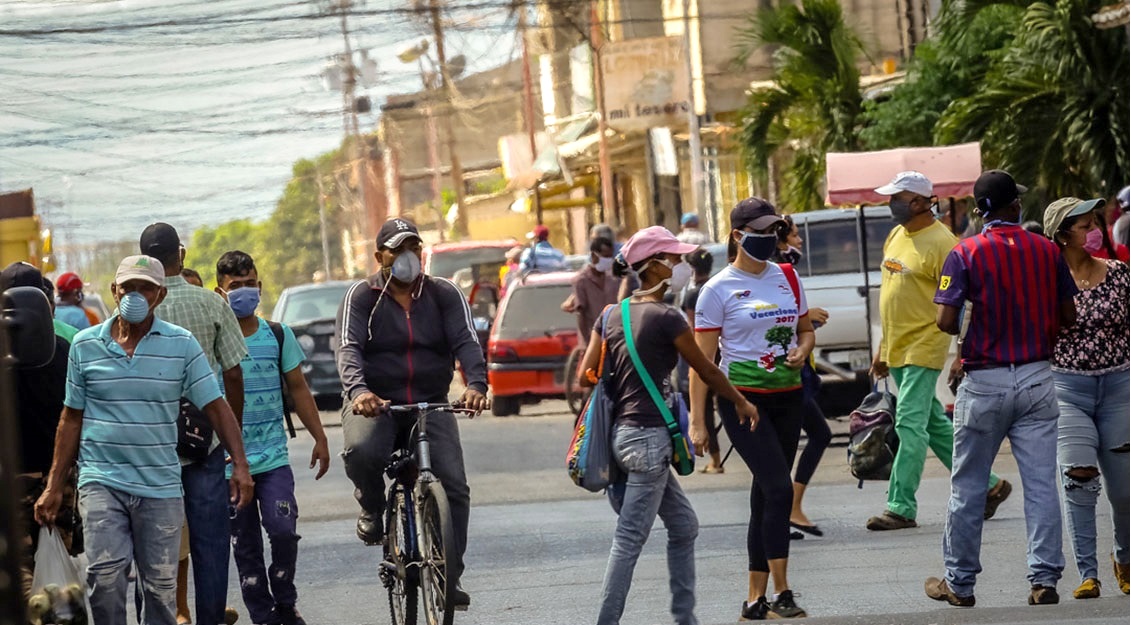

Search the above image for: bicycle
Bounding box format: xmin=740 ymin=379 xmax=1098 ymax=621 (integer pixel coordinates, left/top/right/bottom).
xmin=563 ymin=344 xmax=591 ymax=416
xmin=378 ymin=402 xmax=473 ymax=625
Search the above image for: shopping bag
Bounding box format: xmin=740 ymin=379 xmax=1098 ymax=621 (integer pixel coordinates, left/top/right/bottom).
xmin=567 ymin=381 xmax=618 ymax=492
xmin=566 ymin=306 xmax=618 ymax=492
xmin=29 ymin=526 xmax=90 ymax=625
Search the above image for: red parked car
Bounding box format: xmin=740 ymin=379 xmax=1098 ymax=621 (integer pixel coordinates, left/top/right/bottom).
xmin=486 ymin=271 xmax=578 ymax=416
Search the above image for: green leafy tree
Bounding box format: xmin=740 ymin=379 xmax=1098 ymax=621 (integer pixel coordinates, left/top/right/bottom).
xmin=860 ymin=4 xmax=1021 ymax=149
xmin=765 ymin=324 xmax=795 ymax=353
xmin=184 ymin=219 xmax=263 ymax=290
xmin=735 ymin=0 xmax=869 ymax=211
xmin=936 ymin=0 xmax=1130 ymax=199
xmin=184 ymin=148 xmax=350 ymax=312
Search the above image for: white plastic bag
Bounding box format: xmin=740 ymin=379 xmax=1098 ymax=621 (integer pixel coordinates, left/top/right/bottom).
xmin=28 ymin=526 xmax=90 ymax=625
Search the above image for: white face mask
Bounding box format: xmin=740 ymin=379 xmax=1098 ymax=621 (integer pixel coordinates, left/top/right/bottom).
xmin=633 ymin=257 xmax=675 ymax=297
xmin=593 ymin=256 xmax=614 ymax=273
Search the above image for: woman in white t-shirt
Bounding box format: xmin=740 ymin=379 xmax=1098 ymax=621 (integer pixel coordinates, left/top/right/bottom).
xmin=689 ymin=198 xmax=816 ymax=620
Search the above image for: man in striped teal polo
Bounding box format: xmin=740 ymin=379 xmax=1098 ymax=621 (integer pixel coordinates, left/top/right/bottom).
xmin=34 ymin=255 xmax=254 ymax=625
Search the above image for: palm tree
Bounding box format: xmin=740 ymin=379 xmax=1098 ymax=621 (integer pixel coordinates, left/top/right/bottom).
xmin=936 ymin=0 xmax=1130 ymax=199
xmin=734 ymin=0 xmax=869 ymax=211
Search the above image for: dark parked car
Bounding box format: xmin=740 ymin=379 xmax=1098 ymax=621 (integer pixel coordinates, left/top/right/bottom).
xmin=271 ymin=280 xmax=354 ymax=408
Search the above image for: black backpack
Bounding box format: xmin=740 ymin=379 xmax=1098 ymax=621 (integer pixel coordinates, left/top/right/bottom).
xmin=846 ymin=386 xmax=900 ymax=487
xmin=177 ymin=321 xmax=296 ymax=462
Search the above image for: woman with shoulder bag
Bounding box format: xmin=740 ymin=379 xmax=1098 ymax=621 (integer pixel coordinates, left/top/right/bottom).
xmin=1044 ymin=197 xmax=1130 ymax=598
xmin=579 ymin=226 xmax=758 ymax=625
xmin=689 ymin=198 xmax=816 ymax=620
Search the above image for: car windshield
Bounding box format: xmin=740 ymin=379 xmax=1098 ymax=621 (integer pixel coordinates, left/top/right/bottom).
xmin=496 ymin=283 xmax=575 ymax=340
xmin=429 ymin=247 xmax=510 ymax=279
xmin=278 ymin=284 xmax=351 ymax=324
xmin=798 ymin=216 xmax=893 ymax=277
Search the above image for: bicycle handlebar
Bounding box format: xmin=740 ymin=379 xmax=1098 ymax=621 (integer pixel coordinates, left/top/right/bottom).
xmin=385 ymin=402 xmax=475 ymax=415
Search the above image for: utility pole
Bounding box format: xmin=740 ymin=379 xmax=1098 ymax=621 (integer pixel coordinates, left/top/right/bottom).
xmin=590 ymin=0 xmax=618 ymax=228
xmin=682 ymin=0 xmax=705 ymax=230
xmin=517 ymin=0 xmax=543 ymax=224
xmin=428 ymin=0 xmax=469 ymax=237
xmin=337 ymin=3 xmax=370 ymax=249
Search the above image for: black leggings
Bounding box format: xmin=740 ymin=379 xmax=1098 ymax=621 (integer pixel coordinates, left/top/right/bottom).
xmin=793 ymin=397 xmax=831 ymax=485
xmin=717 ymin=389 xmax=804 ymax=572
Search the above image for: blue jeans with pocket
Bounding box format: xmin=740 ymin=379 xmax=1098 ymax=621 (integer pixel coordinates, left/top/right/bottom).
xmin=182 ymin=446 xmax=232 ymax=625
xmin=1054 ymin=369 xmax=1131 ymax=581
xmin=231 ymin=465 xmax=302 ymax=624
xmin=79 ymin=483 xmax=183 ymax=625
xmin=944 ymin=361 xmax=1064 ymax=596
xmin=599 ymin=424 xmax=699 ymax=625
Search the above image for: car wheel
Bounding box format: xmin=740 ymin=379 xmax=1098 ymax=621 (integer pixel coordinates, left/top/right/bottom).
xmin=491 ymin=396 xmax=521 ymax=417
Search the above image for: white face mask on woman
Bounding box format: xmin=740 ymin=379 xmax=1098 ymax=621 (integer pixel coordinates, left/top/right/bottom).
xmin=633 ymin=258 xmax=676 ymax=297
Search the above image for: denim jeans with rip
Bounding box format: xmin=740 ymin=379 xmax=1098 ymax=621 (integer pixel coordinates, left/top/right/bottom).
xmin=231 ymin=465 xmax=302 ymax=624
xmin=1055 ymin=369 xmax=1131 ymax=581
xmin=79 ymin=483 xmax=183 ymax=625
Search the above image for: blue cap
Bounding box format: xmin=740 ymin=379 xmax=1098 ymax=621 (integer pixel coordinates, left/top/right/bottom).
xmin=680 ymin=213 xmax=699 ymax=227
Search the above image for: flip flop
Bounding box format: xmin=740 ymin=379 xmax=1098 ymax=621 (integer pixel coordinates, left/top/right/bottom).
xmin=790 ymin=521 xmax=823 ymax=537
xmin=699 ymin=465 xmax=724 ymax=474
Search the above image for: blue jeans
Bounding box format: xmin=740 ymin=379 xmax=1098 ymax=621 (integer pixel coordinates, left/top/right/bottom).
xmin=1054 ymin=369 xmax=1131 ymax=581
xmin=182 ymin=446 xmax=232 ymax=625
xmin=599 ymin=425 xmax=699 ymax=625
xmin=231 ymin=466 xmax=302 ymax=624
xmin=944 ymin=361 xmax=1064 ymax=596
xmin=78 ymin=483 xmax=183 ymax=625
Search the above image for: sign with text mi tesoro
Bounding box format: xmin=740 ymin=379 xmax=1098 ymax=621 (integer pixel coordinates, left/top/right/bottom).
xmin=600 ymin=36 xmax=690 ymax=133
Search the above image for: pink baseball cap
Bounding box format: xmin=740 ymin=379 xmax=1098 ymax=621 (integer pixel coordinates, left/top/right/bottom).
xmin=621 ymin=226 xmax=699 ymax=266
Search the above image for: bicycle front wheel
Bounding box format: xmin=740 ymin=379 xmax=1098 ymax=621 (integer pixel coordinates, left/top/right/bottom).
xmin=384 ymin=485 xmax=418 ymax=625
xmin=418 ymin=481 xmax=456 ymax=625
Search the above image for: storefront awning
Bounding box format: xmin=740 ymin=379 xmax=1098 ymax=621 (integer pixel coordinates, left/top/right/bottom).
xmin=825 ymin=142 xmax=983 ymax=206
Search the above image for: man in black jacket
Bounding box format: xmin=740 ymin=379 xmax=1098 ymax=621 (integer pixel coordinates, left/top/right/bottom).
xmin=335 ymin=218 xmax=489 ymax=609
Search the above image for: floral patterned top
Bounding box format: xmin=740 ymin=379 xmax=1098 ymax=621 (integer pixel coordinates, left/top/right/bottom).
xmin=1052 ymin=259 xmax=1130 ymax=374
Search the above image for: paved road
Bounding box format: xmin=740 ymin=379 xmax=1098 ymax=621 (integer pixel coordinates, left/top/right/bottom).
xmin=213 ymin=400 xmax=1127 ymax=625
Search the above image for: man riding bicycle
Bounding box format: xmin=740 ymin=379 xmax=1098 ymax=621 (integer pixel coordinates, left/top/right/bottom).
xmin=335 ymin=218 xmax=490 ymax=609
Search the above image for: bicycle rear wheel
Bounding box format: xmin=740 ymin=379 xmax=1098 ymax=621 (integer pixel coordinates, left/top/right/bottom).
xmin=564 ymin=346 xmax=586 ymax=415
xmin=383 ymin=485 xmax=418 ymax=625
xmin=418 ymin=481 xmax=456 ymax=625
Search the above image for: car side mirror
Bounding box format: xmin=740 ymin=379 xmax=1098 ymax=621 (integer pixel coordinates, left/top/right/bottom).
xmin=3 ymin=286 xmax=55 ymax=368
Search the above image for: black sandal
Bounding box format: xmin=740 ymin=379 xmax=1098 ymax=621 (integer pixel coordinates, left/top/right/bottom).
xmin=790 ymin=521 xmax=823 ymax=537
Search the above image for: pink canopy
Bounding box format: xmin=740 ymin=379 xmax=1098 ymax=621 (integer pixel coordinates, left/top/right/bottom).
xmin=825 ymin=142 xmax=982 ymax=206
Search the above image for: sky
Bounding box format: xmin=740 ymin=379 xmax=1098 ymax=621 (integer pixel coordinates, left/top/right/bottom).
xmin=0 ymin=0 xmax=516 ymax=263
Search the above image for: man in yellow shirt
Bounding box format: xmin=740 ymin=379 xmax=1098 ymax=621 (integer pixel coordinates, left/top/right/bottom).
xmin=868 ymin=172 xmax=1011 ymax=530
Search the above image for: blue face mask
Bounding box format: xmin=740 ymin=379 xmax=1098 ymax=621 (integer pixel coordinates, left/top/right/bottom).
xmin=225 ymin=286 xmax=260 ymax=318
xmin=119 ymin=291 xmax=151 ymax=324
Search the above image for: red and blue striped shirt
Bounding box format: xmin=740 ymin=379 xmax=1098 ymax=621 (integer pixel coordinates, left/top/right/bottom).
xmin=934 ymin=225 xmax=1077 ymax=370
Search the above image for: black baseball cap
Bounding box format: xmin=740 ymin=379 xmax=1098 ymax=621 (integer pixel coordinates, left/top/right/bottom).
xmin=0 ymin=261 xmax=52 ymax=297
xmin=973 ymin=170 xmax=1028 ymax=214
xmin=730 ymin=197 xmax=784 ymax=231
xmin=377 ymin=218 xmax=421 ymax=250
xmin=139 ymin=222 xmax=181 ymax=259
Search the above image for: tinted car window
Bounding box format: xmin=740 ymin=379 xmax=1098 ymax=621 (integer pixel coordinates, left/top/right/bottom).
xmin=799 ymin=216 xmax=893 ymax=277
xmin=429 ymin=248 xmax=511 ymax=279
xmin=496 ymin=284 xmax=575 ymax=340
xmin=278 ymin=284 xmax=351 ymax=325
